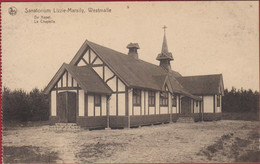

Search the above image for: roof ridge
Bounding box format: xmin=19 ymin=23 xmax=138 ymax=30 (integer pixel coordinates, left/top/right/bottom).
xmin=87 ymin=39 xmax=181 ymax=75
xmin=179 ymin=73 xmax=222 ymax=78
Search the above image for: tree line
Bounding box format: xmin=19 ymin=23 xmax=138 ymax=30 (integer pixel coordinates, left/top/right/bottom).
xmin=1 ymin=86 xmax=259 ymax=122
xmin=2 ymin=87 xmax=49 ymax=122
xmin=222 ymin=87 xmax=259 ymax=113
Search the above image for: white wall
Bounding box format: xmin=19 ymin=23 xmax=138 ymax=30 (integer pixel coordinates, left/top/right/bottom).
xmin=176 ymin=95 xmax=180 ymax=113
xmin=93 ymin=66 xmax=103 ymax=79
xmin=102 ymin=96 xmax=107 ymax=116
xmin=160 ymin=107 xmax=168 ymax=114
xmin=118 ymin=79 xmax=125 ymax=92
xmin=78 ymin=90 xmax=85 ymax=116
xmin=141 ymin=91 xmax=145 ymax=115
xmin=82 ymin=50 xmax=89 ymax=63
xmin=93 ymin=57 xmax=103 ymax=65
xmin=133 ymin=106 xmax=141 ymax=115
xmin=203 ymin=96 xmax=214 ymax=113
xmin=144 ymin=91 xmax=148 ymax=115
xmin=88 ymin=95 xmax=94 ymax=116
xmin=193 ymin=100 xmax=200 ymax=113
xmin=118 ymin=93 xmax=125 ymax=116
xmin=95 ymin=106 xmax=101 ymax=116
xmin=128 ymin=88 xmax=133 ymax=116
xmin=56 ymin=71 xmax=78 ymax=88
xmin=107 ymin=76 xmax=116 ymax=92
xmin=104 ymin=66 xmax=114 ymax=81
xmin=168 ymin=93 xmax=171 ymax=114
xmin=155 ymin=92 xmax=160 ymax=114
xmin=51 ymin=91 xmax=57 ymax=116
xmin=149 ymin=107 xmax=155 ymax=115
xmin=110 ymin=94 xmax=116 ymax=115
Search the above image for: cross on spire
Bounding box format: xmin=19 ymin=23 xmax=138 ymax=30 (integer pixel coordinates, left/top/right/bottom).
xmin=163 ymin=25 xmax=167 ymax=34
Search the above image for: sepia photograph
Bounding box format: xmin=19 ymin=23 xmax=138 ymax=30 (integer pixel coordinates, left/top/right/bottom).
xmin=1 ymin=1 xmax=259 ymax=163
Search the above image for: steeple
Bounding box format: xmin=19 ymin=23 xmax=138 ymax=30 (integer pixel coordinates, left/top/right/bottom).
xmin=156 ymin=25 xmax=174 ymax=72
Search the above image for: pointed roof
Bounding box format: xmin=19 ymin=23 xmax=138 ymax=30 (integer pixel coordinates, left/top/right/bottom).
xmin=44 ymin=63 xmax=112 ymax=95
xmin=156 ymin=26 xmax=174 ymax=61
xmin=69 ymin=39 xmax=181 ymax=91
xmin=65 ymin=39 xmax=220 ymax=100
xmin=177 ymin=74 xmax=224 ymax=96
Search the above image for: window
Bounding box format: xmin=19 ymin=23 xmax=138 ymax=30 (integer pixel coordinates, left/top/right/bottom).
xmin=133 ymin=89 xmax=141 ymax=106
xmin=196 ymin=101 xmax=198 ymax=107
xmin=94 ymin=95 xmax=101 ymax=107
xmin=148 ymin=91 xmax=155 ymax=106
xmin=160 ymin=92 xmax=168 ymax=106
xmin=172 ymin=95 xmax=177 ymax=107
xmin=217 ymin=95 xmax=220 ymax=107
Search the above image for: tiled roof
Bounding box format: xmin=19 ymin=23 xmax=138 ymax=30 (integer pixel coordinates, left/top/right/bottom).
xmin=68 ymin=39 xmax=222 ymax=99
xmin=44 ymin=63 xmax=112 ymax=94
xmin=177 ymin=74 xmax=224 ymax=95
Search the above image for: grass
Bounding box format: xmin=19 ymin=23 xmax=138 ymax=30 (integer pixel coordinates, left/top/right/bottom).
xmin=3 ymin=146 xmax=60 ymax=163
xmin=3 ymin=120 xmax=50 ymax=130
xmin=76 ymin=142 xmax=125 ymax=163
xmin=198 ymin=130 xmax=260 ymax=162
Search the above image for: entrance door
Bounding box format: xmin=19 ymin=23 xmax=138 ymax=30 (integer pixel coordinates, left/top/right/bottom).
xmin=67 ymin=92 xmax=76 ymax=123
xmin=57 ymin=91 xmax=77 ymax=123
xmin=181 ymin=97 xmax=191 ymax=114
xmin=57 ymin=92 xmax=67 ymax=122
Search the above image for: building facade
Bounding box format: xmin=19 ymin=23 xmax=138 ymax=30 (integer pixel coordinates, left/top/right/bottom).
xmin=44 ymin=30 xmax=224 ymax=129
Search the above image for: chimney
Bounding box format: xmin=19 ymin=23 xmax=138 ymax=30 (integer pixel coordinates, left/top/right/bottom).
xmin=127 ymin=43 xmax=140 ymax=59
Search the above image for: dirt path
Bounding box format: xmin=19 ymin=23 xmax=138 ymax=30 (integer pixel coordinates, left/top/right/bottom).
xmin=2 ymin=120 xmax=259 ymax=163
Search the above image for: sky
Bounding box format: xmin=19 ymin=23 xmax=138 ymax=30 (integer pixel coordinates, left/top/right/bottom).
xmin=2 ymin=1 xmax=259 ymax=92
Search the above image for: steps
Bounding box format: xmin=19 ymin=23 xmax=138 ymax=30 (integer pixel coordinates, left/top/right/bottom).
xmin=177 ymin=116 xmax=194 ymax=123
xmin=43 ymin=123 xmax=81 ymax=132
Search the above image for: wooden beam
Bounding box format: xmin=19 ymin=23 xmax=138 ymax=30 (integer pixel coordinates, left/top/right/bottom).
xmin=125 ymin=86 xmax=128 ymax=116
xmin=85 ymin=93 xmax=88 ymax=116
xmin=102 ymin=65 xmax=105 ymax=80
xmin=92 ymin=64 xmax=105 ymax=67
xmin=81 ymin=57 xmax=88 ymax=65
xmin=61 ymin=76 xmax=63 ymax=88
xmin=94 ymin=95 xmax=96 ymax=116
xmin=105 ymin=74 xmax=116 ymax=83
xmin=100 ymin=96 xmax=102 ymax=116
xmin=91 ymin=56 xmax=98 ymax=64
xmin=116 ymin=77 xmax=118 ymax=116
xmin=112 ymin=91 xmax=126 ymax=94
xmin=76 ymin=84 xmax=79 ymax=117
xmin=213 ymin=95 xmax=216 ymax=113
xmin=53 ymin=87 xmax=81 ymax=91
xmin=89 ymin=49 xmax=91 ymax=63
xmin=66 ymin=71 xmax=68 ymax=88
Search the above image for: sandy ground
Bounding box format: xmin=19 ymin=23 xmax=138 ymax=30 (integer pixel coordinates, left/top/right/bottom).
xmin=2 ymin=120 xmax=259 ymax=163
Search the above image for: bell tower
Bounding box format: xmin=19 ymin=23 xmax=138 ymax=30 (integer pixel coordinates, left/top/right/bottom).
xmin=156 ymin=26 xmax=174 ymax=72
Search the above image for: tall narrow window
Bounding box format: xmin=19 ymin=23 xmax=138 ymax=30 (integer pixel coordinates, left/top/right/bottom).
xmin=172 ymin=95 xmax=177 ymax=107
xmin=148 ymin=91 xmax=155 ymax=106
xmin=133 ymin=89 xmax=141 ymax=106
xmin=94 ymin=95 xmax=101 ymax=107
xmin=160 ymin=92 xmax=168 ymax=106
xmin=217 ymin=95 xmax=220 ymax=107
xmin=196 ymin=101 xmax=198 ymax=107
